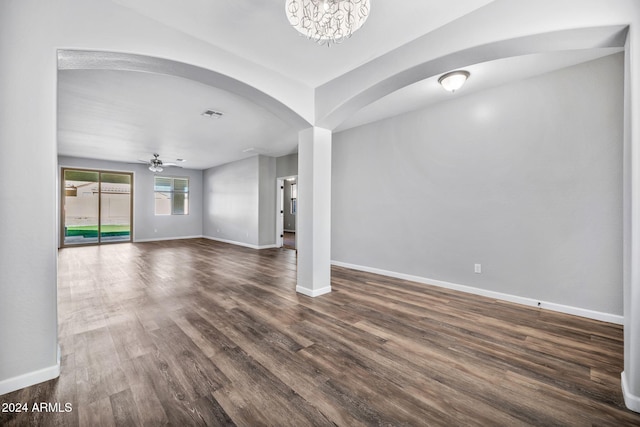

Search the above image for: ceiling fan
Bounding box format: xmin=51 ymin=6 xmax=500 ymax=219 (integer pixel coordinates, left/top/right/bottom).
xmin=138 ymin=153 xmax=181 ymax=172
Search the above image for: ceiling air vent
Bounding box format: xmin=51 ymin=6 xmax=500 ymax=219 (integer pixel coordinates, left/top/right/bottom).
xmin=201 ymin=109 xmax=224 ymax=119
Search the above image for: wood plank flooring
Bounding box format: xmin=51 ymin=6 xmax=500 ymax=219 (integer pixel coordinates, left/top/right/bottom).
xmin=283 ymin=231 xmax=296 ymax=250
xmin=1 ymin=238 xmax=639 ymax=426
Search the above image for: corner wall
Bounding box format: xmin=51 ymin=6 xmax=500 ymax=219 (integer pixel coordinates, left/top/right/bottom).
xmin=332 ymin=54 xmax=624 ymax=320
xmin=203 ymin=155 xmax=277 ymax=248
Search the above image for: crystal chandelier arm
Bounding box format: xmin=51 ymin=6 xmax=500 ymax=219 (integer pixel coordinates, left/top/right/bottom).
xmin=285 ymin=0 xmax=370 ymax=46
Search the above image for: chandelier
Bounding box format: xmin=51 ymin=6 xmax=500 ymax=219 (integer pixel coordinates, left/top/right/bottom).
xmin=285 ymin=0 xmax=370 ymax=46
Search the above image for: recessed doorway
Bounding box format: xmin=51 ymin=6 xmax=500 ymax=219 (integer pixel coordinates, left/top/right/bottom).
xmin=277 ymin=176 xmax=297 ymax=250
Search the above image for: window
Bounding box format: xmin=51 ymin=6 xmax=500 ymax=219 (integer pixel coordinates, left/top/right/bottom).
xmin=155 ymin=176 xmax=189 ymax=215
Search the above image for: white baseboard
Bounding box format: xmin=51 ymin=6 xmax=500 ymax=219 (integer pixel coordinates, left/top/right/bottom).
xmin=284 ymin=229 xmax=296 ymax=233
xmin=331 ymin=260 xmax=623 ymax=325
xmin=296 ymin=285 xmax=332 ymax=297
xmin=622 ymin=371 xmax=640 ymax=413
xmin=135 ymin=235 xmax=204 ymax=243
xmin=203 ymin=236 xmax=277 ymax=250
xmin=0 ymin=359 xmax=60 ymax=396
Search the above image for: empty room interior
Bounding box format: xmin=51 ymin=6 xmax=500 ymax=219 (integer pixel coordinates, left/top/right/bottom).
xmin=3 ymin=0 xmax=640 ymax=425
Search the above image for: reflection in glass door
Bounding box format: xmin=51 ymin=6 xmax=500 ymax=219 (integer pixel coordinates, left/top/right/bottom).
xmin=62 ymin=169 xmax=133 ymax=246
xmin=100 ymin=172 xmax=132 ymax=242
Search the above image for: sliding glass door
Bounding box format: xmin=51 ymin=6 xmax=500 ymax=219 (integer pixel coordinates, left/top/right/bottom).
xmin=62 ymin=169 xmax=133 ymax=246
xmin=99 ymin=172 xmax=132 ymax=242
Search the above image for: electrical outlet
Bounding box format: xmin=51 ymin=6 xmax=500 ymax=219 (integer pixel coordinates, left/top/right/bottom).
xmin=474 ymin=264 xmax=481 ymax=273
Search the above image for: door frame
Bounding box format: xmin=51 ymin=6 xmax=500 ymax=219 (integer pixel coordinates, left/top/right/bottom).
xmin=276 ymin=178 xmax=285 ymax=248
xmin=276 ymin=175 xmax=297 ymax=249
xmin=60 ymin=167 xmax=134 ymax=247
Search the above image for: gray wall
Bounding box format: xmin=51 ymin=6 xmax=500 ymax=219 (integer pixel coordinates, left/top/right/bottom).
xmin=276 ymin=153 xmax=298 ymax=178
xmin=332 ymin=53 xmax=624 ymax=316
xmin=203 ymin=155 xmax=276 ymax=247
xmin=258 ymin=155 xmax=277 ymax=245
xmin=58 ymin=156 xmax=204 ymax=244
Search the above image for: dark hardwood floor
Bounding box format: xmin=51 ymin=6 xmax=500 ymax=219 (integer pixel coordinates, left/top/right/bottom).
xmin=283 ymin=231 xmax=296 ymax=250
xmin=1 ymin=238 xmax=639 ymax=426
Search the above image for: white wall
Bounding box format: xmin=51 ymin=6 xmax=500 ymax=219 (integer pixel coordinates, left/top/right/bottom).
xmin=332 ymin=53 xmax=624 ymax=318
xmin=203 ymin=155 xmax=277 ymax=248
xmin=59 ymin=156 xmax=203 ymax=243
xmin=0 ymin=1 xmax=59 ymax=394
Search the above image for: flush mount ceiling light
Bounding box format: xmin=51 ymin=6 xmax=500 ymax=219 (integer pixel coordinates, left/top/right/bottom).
xmin=285 ymin=0 xmax=370 ymax=46
xmin=438 ymin=70 xmax=470 ymax=93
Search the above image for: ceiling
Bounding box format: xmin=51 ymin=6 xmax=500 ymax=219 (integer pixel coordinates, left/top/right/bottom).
xmin=109 ymin=0 xmax=495 ymax=88
xmin=336 ymin=48 xmax=623 ymax=132
xmin=57 ymin=0 xmax=625 ymax=170
xmin=58 ymin=69 xmax=299 ymax=169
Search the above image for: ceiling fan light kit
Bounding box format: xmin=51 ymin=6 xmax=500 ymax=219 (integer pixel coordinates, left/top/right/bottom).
xmin=285 ymin=0 xmax=370 ymax=46
xmin=141 ymin=153 xmax=181 ymax=173
xmin=148 ymin=153 xmax=164 ymax=172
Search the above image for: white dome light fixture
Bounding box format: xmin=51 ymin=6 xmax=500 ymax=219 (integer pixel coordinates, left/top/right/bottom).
xmin=438 ymin=70 xmax=470 ymax=93
xmin=285 ymin=0 xmax=370 ymax=46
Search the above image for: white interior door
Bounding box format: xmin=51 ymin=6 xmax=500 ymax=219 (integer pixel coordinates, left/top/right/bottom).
xmin=276 ymin=178 xmax=284 ymax=247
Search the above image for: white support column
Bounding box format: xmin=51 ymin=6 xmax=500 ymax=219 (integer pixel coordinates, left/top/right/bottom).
xmin=296 ymin=127 xmax=332 ymax=297
xmin=622 ymin=23 xmax=640 ymax=414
